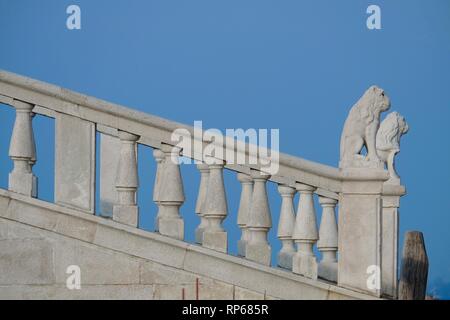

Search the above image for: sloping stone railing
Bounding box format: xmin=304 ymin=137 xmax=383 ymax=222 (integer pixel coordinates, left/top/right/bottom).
xmin=0 ymin=71 xmax=405 ymax=298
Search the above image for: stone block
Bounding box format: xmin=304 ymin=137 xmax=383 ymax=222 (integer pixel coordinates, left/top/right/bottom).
xmin=4 ymin=200 xmax=58 ymax=231
xmin=277 ymin=251 xmax=294 ymax=270
xmin=159 ymin=217 xmax=184 ymax=240
xmin=0 ymin=221 xmax=7 ymax=239
xmin=0 ymin=239 xmax=54 ymax=285
xmin=245 ymin=242 xmax=271 ymax=266
xmin=237 ymin=239 xmax=246 ymax=257
xmin=202 ymin=230 xmax=227 ymax=253
xmin=113 ymin=205 xmax=138 ymax=227
xmin=195 ymin=227 xmax=204 ymax=244
xmin=318 ymin=261 xmax=337 ymax=283
xmin=93 ymin=224 xmax=187 ymax=269
xmin=338 ymin=192 xmax=382 ymax=296
xmin=0 ymin=285 xmax=154 ymax=300
xmin=196 ymin=278 xmax=234 ymax=300
xmin=292 ymin=252 xmax=318 ymax=279
xmin=9 ymin=172 xmax=35 ymax=197
xmin=54 ymin=240 xmax=141 ymax=285
xmin=0 ymin=218 xmax=45 ymax=240
xmin=140 ymin=260 xmax=197 ymax=285
xmin=55 ymin=214 xmax=97 ymax=242
xmin=153 ymin=277 xmax=234 ymax=300
xmin=234 ymin=286 xmax=264 ymax=300
xmin=154 ymin=284 xmax=195 ymax=300
xmin=0 ymin=196 xmax=10 ymax=217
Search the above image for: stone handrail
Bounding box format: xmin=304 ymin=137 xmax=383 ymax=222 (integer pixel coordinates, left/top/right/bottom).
xmin=0 ymin=70 xmax=406 ymax=298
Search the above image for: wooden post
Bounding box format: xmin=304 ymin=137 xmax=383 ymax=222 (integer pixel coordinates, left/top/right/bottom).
xmin=398 ymin=231 xmax=429 ymax=300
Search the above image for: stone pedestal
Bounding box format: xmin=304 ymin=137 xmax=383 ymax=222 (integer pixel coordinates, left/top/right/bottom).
xmin=318 ymin=260 xmax=338 ymax=282
xmin=158 ymin=213 xmax=184 ymax=240
xmin=338 ymin=168 xmax=388 ymax=297
xmin=278 ymin=248 xmax=295 ymax=270
xmin=237 ymin=235 xmax=247 ymax=257
xmin=246 ymin=240 xmax=271 ymax=266
xmin=203 ymin=230 xmax=227 ymax=253
xmin=292 ymin=244 xmax=318 ymax=279
xmin=113 ymin=205 xmax=138 ymax=227
xmin=9 ymin=172 xmax=36 ymax=197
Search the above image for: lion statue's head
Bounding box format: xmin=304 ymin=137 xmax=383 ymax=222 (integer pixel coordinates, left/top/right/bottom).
xmin=376 ymin=111 xmax=409 ymax=152
xmin=356 ymin=85 xmax=391 ymax=124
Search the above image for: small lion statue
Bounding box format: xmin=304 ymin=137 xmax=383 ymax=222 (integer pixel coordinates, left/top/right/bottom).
xmin=376 ymin=112 xmax=409 ymax=183
xmin=340 ymin=85 xmax=391 ymax=168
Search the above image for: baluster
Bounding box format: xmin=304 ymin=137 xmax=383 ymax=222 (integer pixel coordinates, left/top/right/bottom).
xmin=292 ymin=183 xmax=319 ymax=279
xmin=237 ymin=173 xmax=253 ymax=256
xmin=113 ymin=131 xmax=139 ymax=226
xmin=202 ymin=157 xmax=228 ymax=252
xmin=277 ymin=185 xmax=296 ymax=270
xmin=317 ymin=196 xmax=338 ymax=282
xmin=158 ymin=143 xmax=185 ymax=240
xmin=8 ymin=100 xmax=37 ymax=197
xmin=29 ymin=112 xmax=38 ymax=196
xmin=245 ymin=169 xmax=271 ymax=265
xmin=153 ymin=148 xmax=165 ymax=231
xmin=195 ymin=163 xmax=210 ymax=244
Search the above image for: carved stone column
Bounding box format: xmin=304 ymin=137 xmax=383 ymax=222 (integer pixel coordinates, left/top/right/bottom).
xmin=158 ymin=143 xmax=185 ymax=240
xmin=8 ymin=100 xmax=37 ymax=197
xmin=153 ymin=148 xmax=165 ymax=232
xmin=237 ymin=173 xmax=253 ymax=257
xmin=245 ymin=169 xmax=272 ymax=265
xmin=113 ymin=131 xmax=139 ymax=226
xmin=277 ymin=185 xmax=296 ymax=270
xmin=292 ymin=183 xmax=318 ymax=279
xmin=202 ymin=157 xmax=228 ymax=253
xmin=195 ymin=163 xmax=210 ymax=244
xmin=317 ymin=196 xmax=338 ymax=282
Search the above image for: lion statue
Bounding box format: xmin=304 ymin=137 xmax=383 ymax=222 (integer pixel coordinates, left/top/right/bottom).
xmin=376 ymin=111 xmax=409 ymax=182
xmin=339 ymin=85 xmax=391 ymax=168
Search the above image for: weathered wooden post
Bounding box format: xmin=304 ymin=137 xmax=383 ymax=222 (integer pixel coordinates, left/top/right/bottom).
xmin=398 ymin=231 xmax=428 ymax=300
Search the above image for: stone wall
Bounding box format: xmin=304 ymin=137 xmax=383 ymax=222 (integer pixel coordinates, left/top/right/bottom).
xmin=0 ymin=189 xmax=373 ymax=300
xmin=0 ymin=218 xmax=269 ymax=299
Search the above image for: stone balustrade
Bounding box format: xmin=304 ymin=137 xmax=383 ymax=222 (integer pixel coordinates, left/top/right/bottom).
xmin=8 ymin=100 xmax=37 ymax=197
xmin=0 ymin=70 xmax=407 ymax=298
xmin=113 ymin=130 xmax=139 ymax=227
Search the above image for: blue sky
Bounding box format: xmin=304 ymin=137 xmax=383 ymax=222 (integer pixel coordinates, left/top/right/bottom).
xmin=0 ymin=0 xmax=449 ymax=299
